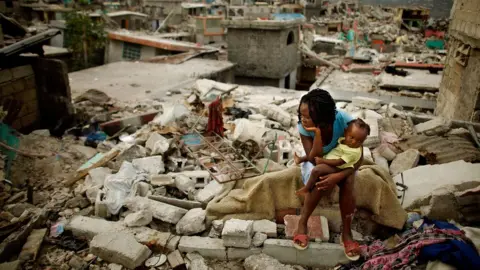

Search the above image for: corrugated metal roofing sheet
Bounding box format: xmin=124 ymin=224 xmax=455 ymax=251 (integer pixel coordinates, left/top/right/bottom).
xmin=396 ymin=135 xmax=480 ymax=164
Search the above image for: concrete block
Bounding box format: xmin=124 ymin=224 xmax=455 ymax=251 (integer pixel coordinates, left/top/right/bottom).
xmin=372 ymin=150 xmax=389 ymax=173
xmin=66 ymin=216 xmax=126 ymax=240
xmin=177 ymin=170 xmax=211 ymax=188
xmin=252 ymin=219 xmax=277 ymax=238
xmin=18 ymin=228 xmax=47 ymax=262
xmin=352 ymin=96 xmax=382 ymax=110
xmin=12 ymin=65 xmax=33 ymax=79
xmin=389 ymin=149 xmax=420 ymax=176
xmin=132 ymin=156 xmax=165 ymax=175
xmin=363 ymin=118 xmax=380 ymax=149
xmin=90 ymin=232 xmax=151 ymax=269
xmin=252 ymin=232 xmax=267 ymax=247
xmin=194 ymin=180 xmax=224 ymax=204
xmin=146 ymin=133 xmax=169 ymax=155
xmin=128 ymin=227 xmax=171 ymax=248
xmin=222 ymin=219 xmax=254 ymax=248
xmin=166 ymin=235 xmax=181 ymax=251
xmin=284 ymin=215 xmax=329 ymax=242
xmin=376 ymin=144 xmax=396 ymax=161
xmin=227 ymin=247 xmax=262 ymax=260
xmin=167 ymin=250 xmax=185 ymax=269
xmin=176 ymin=208 xmax=206 ymax=236
xmin=124 ymin=209 xmax=153 ymax=227
xmin=124 ymin=196 xmax=187 ymax=224
xmin=415 ymin=117 xmax=452 ymax=135
xmin=150 ymin=174 xmax=174 ymax=186
xmin=178 ymin=236 xmax=226 ymax=260
xmin=148 ymin=195 xmax=202 ymax=210
xmin=263 ymin=239 xmax=347 ymax=267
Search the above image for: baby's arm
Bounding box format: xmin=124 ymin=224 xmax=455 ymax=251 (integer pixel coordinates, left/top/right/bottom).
xmin=315 ymin=157 xmax=346 ymax=167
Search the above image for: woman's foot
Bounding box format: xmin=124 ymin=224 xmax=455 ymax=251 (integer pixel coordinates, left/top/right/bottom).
xmin=295 ymin=186 xmax=309 ymax=196
xmin=341 ymin=233 xmax=360 ymax=260
xmin=293 ymin=219 xmax=309 ymax=250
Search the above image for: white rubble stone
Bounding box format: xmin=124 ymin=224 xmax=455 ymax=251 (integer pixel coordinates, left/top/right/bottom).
xmin=228 ymin=247 xmax=263 ymax=260
xmin=90 ymin=232 xmax=151 ymax=269
xmin=389 ymin=149 xmax=420 ymax=176
xmin=175 ymin=170 xmax=211 ymax=188
xmin=108 ymin=263 xmax=123 ymax=270
xmin=252 ymin=232 xmax=267 ymax=247
xmin=85 ymin=167 xmax=112 ymax=188
xmin=124 ymin=196 xmax=187 ymax=224
xmin=363 ymin=118 xmax=380 ymax=149
xmin=279 ymin=99 xmax=300 ymax=113
xmin=415 ymin=117 xmax=452 ymax=135
xmin=150 ymin=174 xmax=174 ymax=186
xmin=352 ymin=96 xmax=382 ymax=110
xmin=176 ymin=208 xmax=206 ymax=236
xmin=376 ymin=144 xmax=397 ymax=161
xmin=66 ymin=216 xmax=126 ymax=240
xmin=248 ymin=114 xmax=267 ymax=121
xmin=363 ymin=147 xmax=374 ymax=163
xmin=364 ymin=109 xmax=383 ymax=120
xmin=252 ymin=219 xmax=277 ymax=238
xmin=222 ymin=219 xmax=254 ymax=248
xmin=335 ymin=102 xmax=348 ymax=109
xmin=124 ymin=209 xmax=153 ymax=227
xmin=244 ymin=254 xmax=295 ymax=270
xmin=259 ymin=104 xmax=291 ymax=127
xmin=208 ymin=220 xmax=224 ymax=238
xmin=344 ymin=103 xmax=360 ymax=113
xmin=387 ymin=103 xmax=406 ymax=119
xmin=372 ymin=150 xmax=389 ymax=173
xmin=394 ymin=160 xmax=480 ymax=209
xmin=132 ymin=156 xmax=165 ymax=175
xmin=448 ymin=128 xmax=470 ymax=136
xmin=86 ymin=186 xmax=101 ymax=204
xmin=174 ymin=174 xmax=196 ymax=194
xmin=178 ymin=236 xmax=226 ymax=260
xmin=146 ymin=133 xmax=170 ymax=155
xmin=186 ymin=252 xmax=210 ymax=270
xmin=194 ymin=180 xmax=224 ymax=204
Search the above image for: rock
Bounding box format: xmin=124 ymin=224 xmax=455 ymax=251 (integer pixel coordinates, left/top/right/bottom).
xmin=146 ymin=133 xmax=169 ymax=155
xmin=372 ymin=150 xmax=389 ymax=172
xmin=364 ymin=109 xmax=383 ymax=120
xmin=363 ymin=147 xmax=374 ymax=163
xmin=175 ymin=174 xmax=196 ymax=194
xmin=252 ymin=232 xmax=267 ymax=247
xmin=5 ymin=203 xmax=35 ymax=217
xmin=69 ymin=255 xmax=87 ymax=269
xmin=420 ymin=185 xmax=459 ymax=221
xmin=115 ymin=145 xmax=147 ymax=169
xmin=415 ymin=117 xmax=452 ymax=135
xmin=85 ymin=167 xmax=112 ymax=188
xmin=176 ymin=208 xmax=206 ymax=235
xmin=363 ymin=118 xmax=380 ymax=149
xmin=150 ymin=174 xmax=174 ymax=187
xmin=259 ymin=104 xmax=291 ymax=127
xmin=124 ymin=196 xmax=187 ymax=224
xmin=389 ymin=149 xmax=420 ymax=176
xmin=132 ymin=156 xmax=165 ymax=175
xmin=65 ymin=195 xmax=90 ymax=209
xmin=90 ymin=232 xmax=151 ymax=269
xmin=244 ymin=254 xmax=294 ymax=270
xmin=376 ymin=144 xmax=396 ymax=161
xmin=352 ymin=97 xmax=382 ymax=110
xmin=108 ymin=263 xmax=123 ymax=270
xmin=186 ymin=252 xmax=210 ymax=270
xmin=124 ymin=210 xmax=153 ymax=227
xmin=252 ymin=219 xmax=277 ymax=238
xmin=222 ymin=219 xmax=254 ymax=248
xmin=194 ymin=181 xmax=224 ymax=204
xmin=85 ymin=186 xmax=101 ymax=204
xmin=208 ymin=220 xmax=224 ymax=238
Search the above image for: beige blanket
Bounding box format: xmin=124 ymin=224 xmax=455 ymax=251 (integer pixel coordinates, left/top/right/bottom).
xmin=206 ymin=164 xmax=407 ymax=230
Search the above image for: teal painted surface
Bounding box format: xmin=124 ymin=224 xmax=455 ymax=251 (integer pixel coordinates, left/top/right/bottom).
xmin=0 ymin=123 xmax=19 ymax=179
xmin=426 ymin=39 xmax=445 ymax=50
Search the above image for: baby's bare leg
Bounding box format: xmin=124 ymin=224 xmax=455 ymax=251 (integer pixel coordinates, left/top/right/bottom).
xmin=297 ymin=164 xmax=339 ymax=195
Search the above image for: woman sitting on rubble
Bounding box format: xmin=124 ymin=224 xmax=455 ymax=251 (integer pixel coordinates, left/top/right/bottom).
xmin=293 ymin=89 xmax=362 ymax=260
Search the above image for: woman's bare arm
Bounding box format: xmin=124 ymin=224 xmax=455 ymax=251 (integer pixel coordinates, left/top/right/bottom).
xmin=300 ymin=131 xmax=323 ymax=164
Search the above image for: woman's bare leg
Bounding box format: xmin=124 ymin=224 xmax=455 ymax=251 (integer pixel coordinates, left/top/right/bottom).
xmin=338 ymin=172 xmax=358 ymax=256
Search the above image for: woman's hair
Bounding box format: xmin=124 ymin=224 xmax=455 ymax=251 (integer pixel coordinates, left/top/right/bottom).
xmin=298 ymin=88 xmax=336 ymax=128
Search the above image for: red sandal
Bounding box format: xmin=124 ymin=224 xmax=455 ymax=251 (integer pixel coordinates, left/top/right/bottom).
xmin=293 ymin=234 xmax=309 ymax=250
xmin=342 ymin=239 xmax=361 ymax=261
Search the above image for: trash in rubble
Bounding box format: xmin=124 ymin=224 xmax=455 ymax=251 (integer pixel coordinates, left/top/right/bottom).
xmin=225 ymin=107 xmax=251 ymax=120
xmin=119 ymin=134 xmax=135 ymax=143
xmin=45 ymin=231 xmax=88 ymax=251
xmin=73 ymin=89 xmax=112 ymax=105
xmin=152 ymin=104 xmax=189 ymax=126
xmin=232 ymin=119 xmax=269 ymax=146
xmin=49 ymin=222 xmax=64 ymax=238
xmin=194 ymin=79 xmax=238 ymax=101
xmin=385 ymin=65 xmax=408 ymax=77
xmin=85 ymin=131 xmax=107 ymax=148
xmin=103 ymin=161 xmax=148 ymax=215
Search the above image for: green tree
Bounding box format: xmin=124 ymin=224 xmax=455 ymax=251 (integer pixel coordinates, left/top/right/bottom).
xmin=65 ymin=12 xmax=106 ymax=70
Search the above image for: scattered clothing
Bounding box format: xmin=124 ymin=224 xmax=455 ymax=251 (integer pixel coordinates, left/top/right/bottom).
xmin=206 ymin=97 xmax=224 ymax=136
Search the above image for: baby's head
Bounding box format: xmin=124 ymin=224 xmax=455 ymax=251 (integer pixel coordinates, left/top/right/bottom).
xmin=344 ymin=118 xmax=370 ymax=148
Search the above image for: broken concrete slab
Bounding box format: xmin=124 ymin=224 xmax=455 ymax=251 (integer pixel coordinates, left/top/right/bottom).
xmin=66 ymin=216 xmax=126 ymax=240
xmin=185 ymin=252 xmax=210 ymax=270
xmin=372 ymin=150 xmax=389 ymax=173
xmin=194 ymin=180 xmax=224 ymax=204
xmin=150 ymin=174 xmax=174 ymax=187
xmin=128 ymin=227 xmax=172 ymax=249
xmin=176 ymin=208 xmax=206 ymax=236
xmin=252 ymin=219 xmax=277 ymax=238
xmin=167 ymin=250 xmax=186 ymax=269
xmin=263 ymin=239 xmax=347 ymax=267
xmin=166 ymin=235 xmax=181 ymax=251
xmin=178 ymin=236 xmax=226 ymax=260
xmin=259 ymin=104 xmax=291 ymax=127
xmin=18 ymin=228 xmax=47 ymax=262
xmin=284 ymin=215 xmax=329 ymax=242
xmin=363 ymin=118 xmax=380 ymax=149
xmin=114 ymin=145 xmax=147 ymax=169
xmin=228 ymin=247 xmax=263 ymax=260
xmin=415 ymin=117 xmax=452 ymax=136
xmin=85 ymin=167 xmax=112 ymax=188
xmin=395 ymin=160 xmax=480 ymax=209
xmin=124 ymin=209 xmax=153 ymax=227
xmin=244 ymin=254 xmax=295 ymax=270
xmin=378 ymin=69 xmax=441 ymax=92
xmin=149 ymin=195 xmax=202 ymax=210
xmin=174 ymin=174 xmax=196 ymax=194
xmin=389 ymin=149 xmax=420 ymax=176
xmin=90 ymin=232 xmax=151 ymax=269
xmin=376 ymin=144 xmax=397 ymax=161
xmin=208 ymin=220 xmax=224 ymax=238
xmin=132 ymin=156 xmax=165 ymax=175
xmin=352 ymin=96 xmax=382 ymax=110
xmin=146 ymin=133 xmax=169 ymax=155
xmin=0 ymin=261 xmax=20 ymax=270
xmin=124 ymin=196 xmax=187 ymax=224
xmin=222 ymin=219 xmax=254 ymax=248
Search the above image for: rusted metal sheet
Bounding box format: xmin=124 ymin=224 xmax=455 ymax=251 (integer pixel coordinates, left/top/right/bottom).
xmin=396 ymin=135 xmax=480 ymax=164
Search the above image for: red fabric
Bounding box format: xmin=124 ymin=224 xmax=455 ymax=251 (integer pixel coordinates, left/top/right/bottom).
xmin=206 ymin=97 xmax=224 ymax=136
